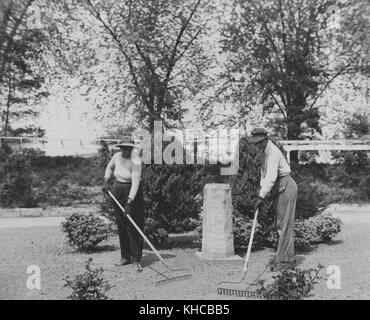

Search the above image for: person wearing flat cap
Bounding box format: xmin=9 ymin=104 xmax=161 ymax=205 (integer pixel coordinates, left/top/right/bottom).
xmin=248 ymin=128 xmax=297 ymax=271
xmin=102 ymin=136 xmax=144 ymax=272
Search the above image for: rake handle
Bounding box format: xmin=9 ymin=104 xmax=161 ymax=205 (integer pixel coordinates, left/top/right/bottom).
xmin=243 ymin=208 xmax=259 ymax=274
xmin=108 ymin=191 xmax=165 ymax=264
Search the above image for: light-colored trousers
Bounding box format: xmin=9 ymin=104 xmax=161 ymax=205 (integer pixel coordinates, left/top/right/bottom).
xmin=272 ymin=175 xmax=297 ymax=262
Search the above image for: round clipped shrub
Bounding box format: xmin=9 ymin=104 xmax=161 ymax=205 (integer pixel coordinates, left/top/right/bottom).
xmin=294 ymin=219 xmax=319 ymax=253
xmin=61 ymin=213 xmax=113 ymax=251
xmin=308 ymin=213 xmax=343 ymax=242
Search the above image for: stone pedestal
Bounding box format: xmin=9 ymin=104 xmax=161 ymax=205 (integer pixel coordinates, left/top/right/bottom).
xmin=196 ymin=183 xmax=241 ymax=261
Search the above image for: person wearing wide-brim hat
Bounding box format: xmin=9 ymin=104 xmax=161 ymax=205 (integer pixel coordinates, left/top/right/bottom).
xmin=102 ymin=136 xmax=144 ymax=272
xmin=247 ymin=128 xmax=297 ymax=272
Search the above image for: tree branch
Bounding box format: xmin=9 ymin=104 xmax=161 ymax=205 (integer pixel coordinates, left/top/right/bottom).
xmin=308 ymin=61 xmax=353 ymax=110
xmin=85 ymin=0 xmax=151 ymax=109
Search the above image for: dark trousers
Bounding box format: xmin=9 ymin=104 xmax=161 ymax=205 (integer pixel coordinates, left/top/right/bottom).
xmin=111 ymin=181 xmax=144 ymax=262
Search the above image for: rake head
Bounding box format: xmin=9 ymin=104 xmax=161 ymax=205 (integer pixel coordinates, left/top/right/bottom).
xmin=217 ymin=287 xmax=265 ymax=299
xmin=155 ymin=273 xmax=192 ymax=286
xmin=149 ymin=265 xmax=192 ymax=287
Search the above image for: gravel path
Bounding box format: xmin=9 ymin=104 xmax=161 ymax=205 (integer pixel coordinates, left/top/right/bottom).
xmin=0 ymin=217 xmax=65 ymax=229
xmin=0 ymin=205 xmax=369 ymax=300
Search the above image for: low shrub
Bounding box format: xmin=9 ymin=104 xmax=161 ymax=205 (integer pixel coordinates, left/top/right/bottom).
xmin=294 ymin=219 xmax=319 ymax=253
xmin=61 ymin=213 xmax=113 ymax=251
xmin=35 ymin=182 xmax=100 ymax=207
xmin=142 ymin=164 xmax=206 ymax=232
xmin=144 ymin=217 xmax=170 ymax=249
xmin=267 ymin=214 xmax=343 ymax=253
xmin=169 ymin=217 xmax=198 ymax=233
xmin=294 ymin=181 xmax=329 ymax=219
xmin=255 ymin=265 xmax=323 ymax=300
xmin=64 ymin=258 xmax=111 ymax=300
xmin=233 ymin=214 xmax=265 ymax=252
xmin=307 ymin=213 xmax=343 ymax=242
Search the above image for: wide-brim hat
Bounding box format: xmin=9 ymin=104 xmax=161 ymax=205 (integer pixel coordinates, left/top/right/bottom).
xmin=114 ymin=136 xmax=137 ymax=148
xmin=247 ymin=127 xmax=269 ymax=144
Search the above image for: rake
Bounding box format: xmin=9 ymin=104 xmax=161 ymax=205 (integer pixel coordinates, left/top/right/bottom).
xmin=217 ymin=207 xmax=267 ymax=299
xmin=108 ymin=191 xmax=192 ymax=286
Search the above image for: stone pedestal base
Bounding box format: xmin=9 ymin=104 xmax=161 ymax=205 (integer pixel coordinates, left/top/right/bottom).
xmin=195 ymin=252 xmax=242 ymax=261
xmin=196 ymin=183 xmax=238 ymax=260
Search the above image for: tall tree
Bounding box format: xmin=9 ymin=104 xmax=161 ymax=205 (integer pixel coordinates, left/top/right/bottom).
xmin=82 ymin=0 xmax=212 ymax=132
xmin=0 ymin=0 xmax=47 ymax=137
xmin=338 ymin=0 xmax=370 ymax=76
xmin=221 ymin=0 xmax=356 ymax=162
xmin=0 ymin=0 xmax=35 ymax=83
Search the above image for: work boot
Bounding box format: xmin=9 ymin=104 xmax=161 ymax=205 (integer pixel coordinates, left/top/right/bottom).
xmin=115 ymin=258 xmax=131 ymax=266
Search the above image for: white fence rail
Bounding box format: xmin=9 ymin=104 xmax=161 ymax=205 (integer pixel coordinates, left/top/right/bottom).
xmin=0 ymin=137 xmax=121 ymax=156
xmin=280 ymin=140 xmax=370 ymax=163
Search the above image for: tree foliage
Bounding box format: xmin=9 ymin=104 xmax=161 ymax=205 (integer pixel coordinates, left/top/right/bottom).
xmin=220 ymin=0 xmax=359 ymax=161
xmin=80 ymin=0 xmax=213 ymax=132
xmin=0 ymin=0 xmax=48 ymax=136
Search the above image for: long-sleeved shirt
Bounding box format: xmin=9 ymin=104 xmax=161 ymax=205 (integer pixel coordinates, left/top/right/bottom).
xmin=259 ymin=140 xmax=291 ymax=199
xmin=104 ymin=151 xmax=142 ymax=200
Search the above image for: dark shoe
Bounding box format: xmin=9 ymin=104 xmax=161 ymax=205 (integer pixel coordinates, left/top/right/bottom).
xmin=133 ymin=262 xmax=143 ymax=272
xmin=115 ymin=258 xmax=131 ymax=266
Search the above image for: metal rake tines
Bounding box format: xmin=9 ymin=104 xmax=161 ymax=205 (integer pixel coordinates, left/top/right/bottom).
xmin=217 ymin=288 xmax=265 ymax=299
xmin=155 ymin=274 xmax=192 ymax=286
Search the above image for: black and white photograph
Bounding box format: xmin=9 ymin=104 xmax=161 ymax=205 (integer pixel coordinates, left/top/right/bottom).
xmin=0 ymin=0 xmax=370 ymax=304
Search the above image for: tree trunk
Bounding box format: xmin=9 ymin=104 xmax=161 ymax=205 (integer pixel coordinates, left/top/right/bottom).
xmin=3 ymin=72 xmax=12 ymax=137
xmin=286 ymin=104 xmax=304 ymax=163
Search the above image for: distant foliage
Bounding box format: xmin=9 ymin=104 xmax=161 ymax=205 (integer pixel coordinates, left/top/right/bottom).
xmin=332 ymin=113 xmax=370 ymax=200
xmin=0 ymin=149 xmax=36 ymax=208
xmin=64 ymin=258 xmax=111 ymax=300
xmin=61 ymin=213 xmax=113 ymax=252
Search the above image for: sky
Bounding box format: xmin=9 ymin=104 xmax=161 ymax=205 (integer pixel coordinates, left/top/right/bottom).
xmin=39 ymin=95 xmax=104 ymax=139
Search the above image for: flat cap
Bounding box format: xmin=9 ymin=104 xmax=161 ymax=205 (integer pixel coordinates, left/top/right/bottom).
xmin=247 ymin=127 xmax=269 ymax=144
